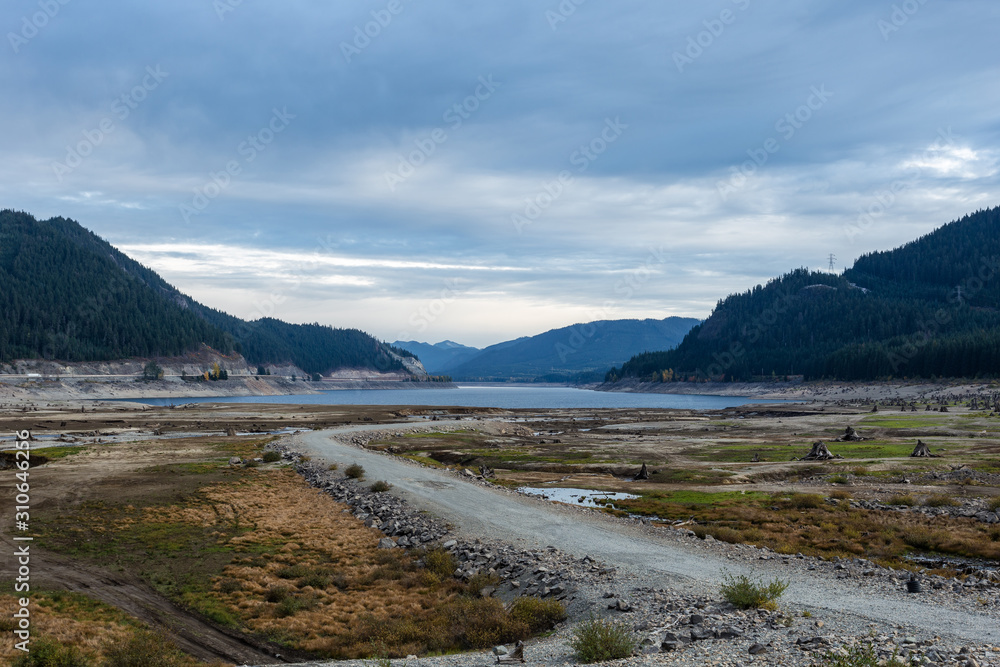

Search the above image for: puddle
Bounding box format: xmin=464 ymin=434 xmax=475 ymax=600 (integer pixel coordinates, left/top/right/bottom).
xmin=517 ymin=486 xmax=639 ymax=509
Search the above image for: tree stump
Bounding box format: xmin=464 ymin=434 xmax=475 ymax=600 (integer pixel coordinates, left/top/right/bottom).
xmin=800 ymin=441 xmax=840 ymax=461
xmin=836 ymin=426 xmax=867 ymax=442
xmin=497 ymin=641 xmax=525 ymax=664
xmin=910 ymin=440 xmax=939 ymax=457
xmin=635 ymin=462 xmax=649 ymax=480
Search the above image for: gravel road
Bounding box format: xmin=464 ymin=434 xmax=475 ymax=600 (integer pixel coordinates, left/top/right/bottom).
xmin=295 ymin=425 xmax=1000 ymax=647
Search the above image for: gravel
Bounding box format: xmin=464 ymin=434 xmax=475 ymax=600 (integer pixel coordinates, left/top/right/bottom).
xmin=247 ymin=424 xmax=1000 ymax=666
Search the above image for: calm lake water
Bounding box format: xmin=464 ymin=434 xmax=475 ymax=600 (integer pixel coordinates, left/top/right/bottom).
xmin=127 ymin=385 xmax=791 ymax=410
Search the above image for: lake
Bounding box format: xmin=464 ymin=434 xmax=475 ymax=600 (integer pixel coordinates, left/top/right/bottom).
xmin=126 ymin=384 xmax=792 ymax=410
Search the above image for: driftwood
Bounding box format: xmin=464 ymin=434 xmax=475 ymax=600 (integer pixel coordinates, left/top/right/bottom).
xmin=479 ymin=465 xmax=496 ymax=478
xmin=910 ymin=440 xmax=940 ymax=458
xmin=836 ymin=426 xmax=868 ymax=442
xmin=800 ymin=441 xmax=842 ymax=461
xmin=497 ymin=641 xmax=525 ymax=664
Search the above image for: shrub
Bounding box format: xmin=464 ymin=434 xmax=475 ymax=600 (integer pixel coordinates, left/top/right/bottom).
xmin=887 ymin=494 xmax=915 ymax=506
xmin=569 ymin=615 xmax=636 ymax=663
xmin=265 ymin=584 xmax=292 ymax=603
xmin=719 ymin=571 xmax=789 ymax=610
xmin=262 ymin=451 xmax=281 ymax=463
xmin=345 ymin=463 xmax=365 ymax=479
xmin=988 ymin=496 xmax=1000 ymax=512
xmin=276 ymin=564 xmax=311 ymax=579
xmin=507 ymin=597 xmax=567 ymax=634
xmin=424 ymin=547 xmax=457 ymax=579
xmin=829 ymin=474 xmax=849 ymax=485
xmin=447 ymin=597 xmax=528 ymax=649
xmin=787 ymin=493 xmax=825 ymax=509
xmin=13 ymin=637 xmax=91 ymax=667
xmin=830 ymin=489 xmax=853 ymax=500
xmin=217 ymin=577 xmax=242 ymax=594
xmin=298 ymin=572 xmax=333 ymax=589
xmin=102 ymin=629 xmax=188 ymax=667
xmin=328 ymin=463 xmax=339 ymax=471
xmin=370 ymin=480 xmax=392 ymax=493
xmin=923 ymin=494 xmax=957 ymax=508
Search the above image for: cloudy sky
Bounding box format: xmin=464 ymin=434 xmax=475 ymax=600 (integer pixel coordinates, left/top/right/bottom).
xmin=2 ymin=1 xmax=998 ymax=347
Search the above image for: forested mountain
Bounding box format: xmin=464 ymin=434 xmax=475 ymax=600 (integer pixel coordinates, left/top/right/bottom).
xmin=411 ymin=317 xmax=699 ymax=382
xmin=0 ymin=210 xmax=409 ymax=375
xmin=607 ymin=207 xmax=1000 ymax=382
xmin=391 ymin=340 xmax=482 ymax=374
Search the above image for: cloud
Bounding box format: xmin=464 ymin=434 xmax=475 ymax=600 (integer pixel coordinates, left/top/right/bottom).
xmin=1 ymin=0 xmax=998 ymax=346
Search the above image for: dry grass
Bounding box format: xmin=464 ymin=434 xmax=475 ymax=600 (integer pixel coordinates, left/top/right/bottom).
xmin=0 ymin=590 xmax=204 ymax=666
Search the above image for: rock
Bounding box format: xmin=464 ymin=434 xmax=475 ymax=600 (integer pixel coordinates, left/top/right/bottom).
xmin=442 ymin=539 xmax=457 ymax=549
xmin=715 ymin=625 xmax=742 ymax=639
xmin=492 ymin=645 xmax=508 ymax=656
xmin=228 ymin=456 xmax=242 ymax=466
xmin=748 ymin=643 xmax=767 ymax=655
xmin=610 ymin=599 xmax=632 ymax=612
xmin=689 ymin=613 xmax=704 ymax=625
xmin=377 ymin=538 xmax=396 ymax=549
xmin=690 ymin=626 xmax=713 ymax=641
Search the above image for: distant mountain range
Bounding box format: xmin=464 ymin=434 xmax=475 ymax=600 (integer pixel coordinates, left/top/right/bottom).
xmin=607 ymin=206 xmax=1000 ymax=383
xmin=0 ymin=210 xmax=415 ymax=375
xmin=395 ymin=316 xmax=700 ymax=382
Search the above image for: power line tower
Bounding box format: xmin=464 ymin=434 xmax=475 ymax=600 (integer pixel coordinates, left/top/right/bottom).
xmin=828 ymin=253 xmax=836 ymax=272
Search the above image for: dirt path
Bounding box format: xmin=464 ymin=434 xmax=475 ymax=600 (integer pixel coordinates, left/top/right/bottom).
xmin=296 ymin=425 xmax=1000 ymax=646
xmin=0 ymin=534 xmax=283 ymax=665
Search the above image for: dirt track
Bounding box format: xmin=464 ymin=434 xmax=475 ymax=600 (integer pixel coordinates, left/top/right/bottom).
xmin=296 ymin=424 xmax=1000 ymax=646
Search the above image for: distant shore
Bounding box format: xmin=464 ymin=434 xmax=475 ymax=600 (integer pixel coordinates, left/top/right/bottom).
xmin=590 ymin=378 xmax=999 ymax=402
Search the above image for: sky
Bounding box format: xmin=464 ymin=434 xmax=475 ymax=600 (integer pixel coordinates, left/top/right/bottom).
xmin=1 ymin=0 xmax=998 ymax=348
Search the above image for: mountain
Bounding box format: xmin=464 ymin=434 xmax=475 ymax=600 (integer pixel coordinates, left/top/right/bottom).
xmin=391 ymin=340 xmax=482 ymax=374
xmin=607 ymin=206 xmax=1000 ymax=383
xmin=0 ymin=210 xmax=412 ymax=375
xmin=425 ymin=317 xmax=700 ymax=382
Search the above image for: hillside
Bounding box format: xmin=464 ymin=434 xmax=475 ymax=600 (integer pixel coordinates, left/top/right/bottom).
xmin=391 ymin=340 xmax=482 ymax=374
xmin=0 ymin=210 xmax=412 ymax=376
xmin=606 ymin=207 xmax=1000 ymax=382
xmin=408 ymin=317 xmax=699 ymax=382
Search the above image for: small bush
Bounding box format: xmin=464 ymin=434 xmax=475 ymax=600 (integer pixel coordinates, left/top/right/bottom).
xmin=262 ymin=451 xmax=281 ymax=463
xmin=265 ymin=584 xmax=292 ymax=603
xmin=102 ymin=629 xmax=188 ymax=667
xmin=446 ymin=598 xmax=528 ymax=649
xmin=719 ymin=571 xmax=789 ymax=610
xmin=370 ymin=480 xmax=392 ymax=493
xmin=830 ymin=489 xmax=853 ymax=500
xmin=787 ymin=493 xmax=825 ymax=509
xmin=424 ymin=547 xmax=457 ymax=579
xmin=887 ymin=494 xmax=915 ymax=506
xmin=13 ymin=637 xmax=91 ymax=667
xmin=328 ymin=463 xmax=339 ymax=471
xmin=923 ymin=494 xmax=958 ymax=508
xmin=507 ymin=597 xmax=567 ymax=634
xmin=298 ymin=572 xmax=333 ymax=589
xmin=345 ymin=463 xmax=365 ymax=480
xmin=217 ymin=577 xmax=242 ymax=594
xmin=244 ymin=459 xmax=259 ymax=468
xmin=987 ymin=496 xmax=1000 ymax=512
xmin=829 ymin=474 xmax=849 ymax=485
xmin=569 ymin=615 xmax=637 ymax=663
